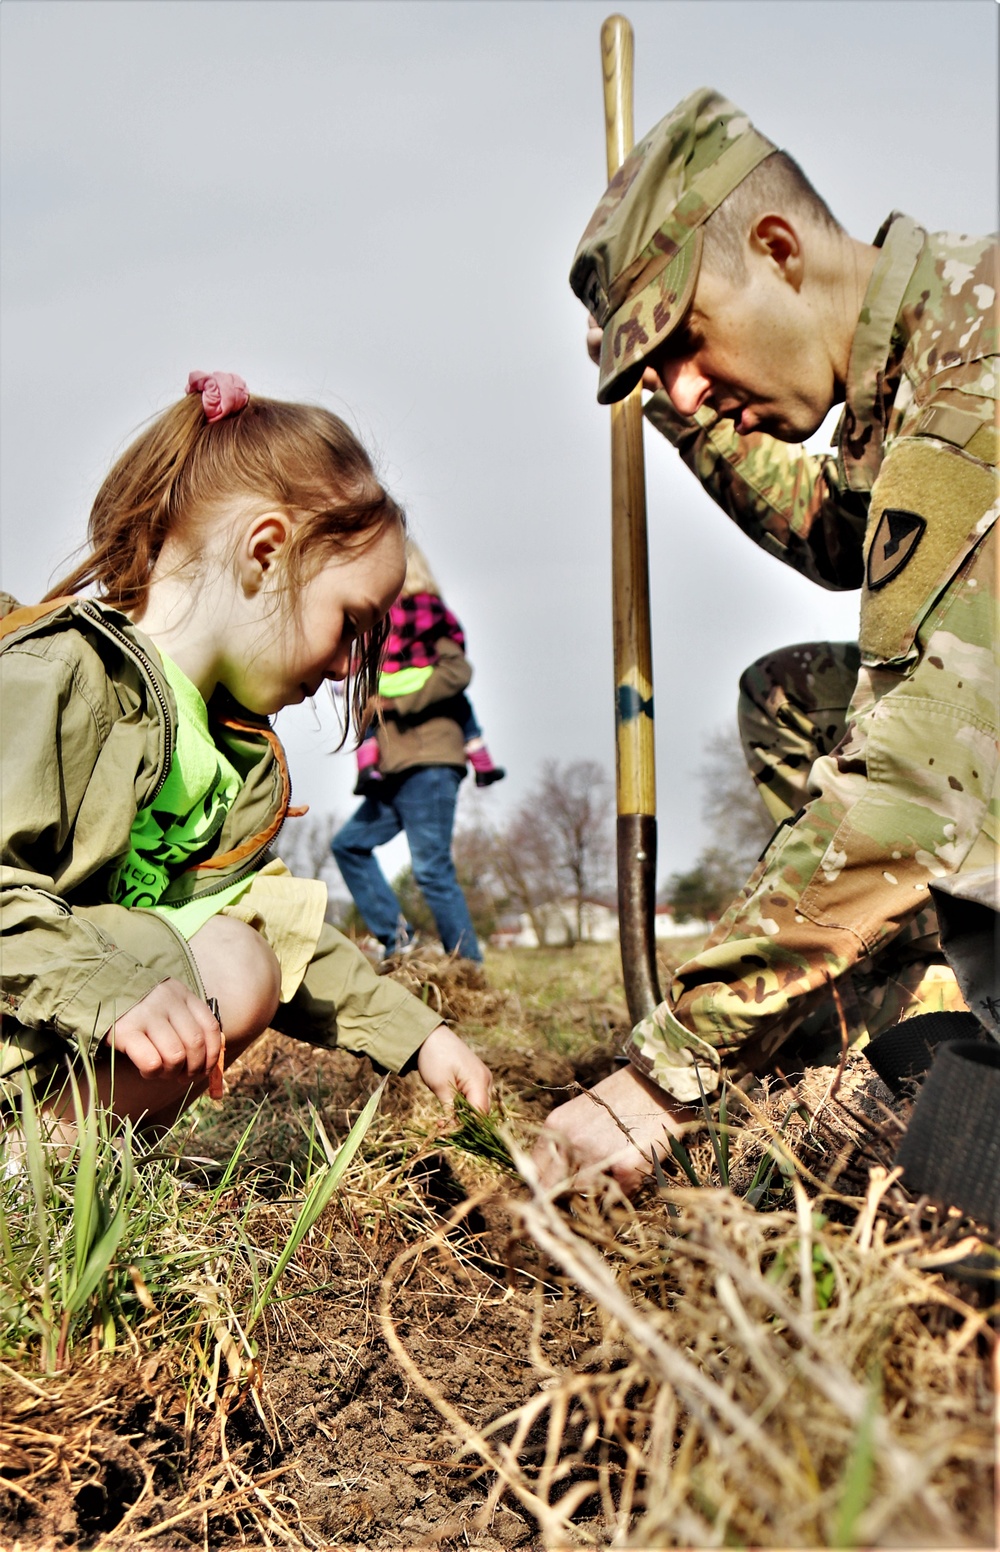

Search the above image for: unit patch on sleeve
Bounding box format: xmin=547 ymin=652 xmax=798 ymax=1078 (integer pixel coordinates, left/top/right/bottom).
xmin=859 ymin=436 xmax=997 ymax=664
xmin=866 ymin=508 xmax=926 ymax=591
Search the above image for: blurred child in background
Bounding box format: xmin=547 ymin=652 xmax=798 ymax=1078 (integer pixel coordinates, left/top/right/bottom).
xmin=354 ymin=542 xmax=505 ymax=794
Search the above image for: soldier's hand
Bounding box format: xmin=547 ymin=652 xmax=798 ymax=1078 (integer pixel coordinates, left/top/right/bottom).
xmin=534 ymin=1063 xmax=696 ymax=1195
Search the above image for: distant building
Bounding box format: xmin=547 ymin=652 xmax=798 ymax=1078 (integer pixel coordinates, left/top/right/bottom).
xmin=654 ymin=904 xmax=710 ymax=939
xmin=491 ymin=898 xmax=709 ymax=948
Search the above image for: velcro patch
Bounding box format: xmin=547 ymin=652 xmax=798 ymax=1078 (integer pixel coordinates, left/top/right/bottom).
xmin=860 ymin=439 xmax=997 ymax=663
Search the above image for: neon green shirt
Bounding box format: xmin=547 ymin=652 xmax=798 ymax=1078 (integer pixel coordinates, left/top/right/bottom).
xmin=378 ymin=665 xmax=434 ymax=697
xmin=108 ymin=654 xmax=253 ymax=938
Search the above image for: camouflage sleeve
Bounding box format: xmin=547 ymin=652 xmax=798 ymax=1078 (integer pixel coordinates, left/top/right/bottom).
xmin=627 ymin=426 xmax=998 ymax=1103
xmin=643 ymin=391 xmax=869 ymax=589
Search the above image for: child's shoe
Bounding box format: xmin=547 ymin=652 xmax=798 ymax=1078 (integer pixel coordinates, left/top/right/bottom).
xmin=465 ymin=740 xmax=506 ymax=787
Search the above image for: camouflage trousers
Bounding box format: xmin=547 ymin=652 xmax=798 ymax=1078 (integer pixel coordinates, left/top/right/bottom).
xmin=736 ymin=641 xmax=967 ymax=1044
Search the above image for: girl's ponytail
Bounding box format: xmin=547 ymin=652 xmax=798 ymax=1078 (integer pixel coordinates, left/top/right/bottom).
xmin=46 ymin=374 xmax=405 ymax=745
xmin=46 ymin=393 xmax=209 ymax=612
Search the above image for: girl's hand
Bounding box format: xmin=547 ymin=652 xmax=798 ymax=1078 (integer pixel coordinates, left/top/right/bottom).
xmin=417 ymin=1024 xmax=493 ymax=1113
xmin=106 ymin=979 xmax=222 ymax=1081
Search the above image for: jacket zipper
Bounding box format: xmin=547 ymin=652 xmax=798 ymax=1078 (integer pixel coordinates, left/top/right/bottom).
xmin=80 ymin=600 xmax=175 ymax=804
xmin=175 ymin=839 xmax=281 ymax=902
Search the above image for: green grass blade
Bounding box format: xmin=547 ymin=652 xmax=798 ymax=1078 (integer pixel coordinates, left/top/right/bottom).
xmin=70 ymin=1079 xmax=100 ymax=1283
xmin=651 ymin=1147 xmax=670 ymax=1192
xmin=17 ymin=1073 xmax=52 ymax=1288
xmin=745 ymin=1150 xmax=777 ymax=1208
xmin=0 ymin=1198 xmax=26 ymax=1302
xmin=718 ymin=1083 xmax=730 ymax=1188
xmin=64 ymin=1128 xmax=134 ymax=1318
xmin=667 ymin=1132 xmax=702 ymax=1188
xmin=444 ymin=1094 xmax=515 ymax=1171
xmin=744 ymin=1100 xmax=810 ymax=1209
xmin=212 ymin=1107 xmax=264 ymax=1198
xmin=63 ymin=1203 xmax=129 ymax=1314
xmin=315 ymin=1079 xmax=385 ymax=1192
xmin=695 ymin=1067 xmax=728 ymax=1188
xmin=306 ymin=1101 xmax=341 ymax=1167
xmin=246 ymin=1079 xmax=385 ymax=1332
xmin=832 ymin=1374 xmax=880 ymax=1546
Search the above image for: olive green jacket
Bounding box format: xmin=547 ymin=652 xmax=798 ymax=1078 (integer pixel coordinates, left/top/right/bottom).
xmin=0 ymin=596 xmax=440 ymax=1073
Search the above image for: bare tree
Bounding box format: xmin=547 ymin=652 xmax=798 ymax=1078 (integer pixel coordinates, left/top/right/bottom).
xmin=538 ymin=759 xmax=615 ymax=941
xmin=699 ymin=728 xmax=774 ymax=875
xmin=388 ymin=816 xmax=504 ymax=944
xmin=491 ymin=805 xmax=561 ymax=947
xmin=493 ymin=759 xmax=615 ymax=946
xmin=662 ymin=729 xmax=776 ymax=923
xmin=451 ymin=813 xmax=506 ymax=941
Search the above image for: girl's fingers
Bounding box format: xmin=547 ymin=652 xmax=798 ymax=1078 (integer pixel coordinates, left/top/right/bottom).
xmin=111 ymin=980 xmax=222 ymax=1079
xmin=460 ymin=1070 xmax=493 ymax=1114
xmin=110 ymin=1027 xmax=163 ymax=1079
xmin=170 ymin=995 xmax=222 ymax=1076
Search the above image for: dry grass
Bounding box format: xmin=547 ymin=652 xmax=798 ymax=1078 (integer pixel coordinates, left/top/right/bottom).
xmin=1 ymin=943 xmax=996 ymax=1550
xmin=381 ymin=1168 xmax=995 ymax=1548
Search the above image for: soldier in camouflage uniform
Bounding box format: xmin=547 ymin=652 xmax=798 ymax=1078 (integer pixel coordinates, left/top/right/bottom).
xmin=537 ymin=88 xmax=997 ymax=1190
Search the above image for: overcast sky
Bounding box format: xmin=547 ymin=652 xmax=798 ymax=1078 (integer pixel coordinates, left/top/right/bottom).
xmin=2 ymin=0 xmax=997 ymax=891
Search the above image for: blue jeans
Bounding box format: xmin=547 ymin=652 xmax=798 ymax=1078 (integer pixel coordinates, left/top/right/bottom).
xmin=331 ymin=765 xmax=481 ymax=961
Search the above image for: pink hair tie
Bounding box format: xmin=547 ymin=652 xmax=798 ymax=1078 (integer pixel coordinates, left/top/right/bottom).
xmin=186 ymin=369 xmax=249 ymax=423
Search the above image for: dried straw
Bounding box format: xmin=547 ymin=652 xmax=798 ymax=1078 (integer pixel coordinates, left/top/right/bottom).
xmin=380 ymin=1140 xmax=995 ymax=1549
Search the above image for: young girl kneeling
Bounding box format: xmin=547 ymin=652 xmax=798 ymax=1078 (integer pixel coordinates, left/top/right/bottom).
xmin=0 ymin=371 xmax=492 ymax=1132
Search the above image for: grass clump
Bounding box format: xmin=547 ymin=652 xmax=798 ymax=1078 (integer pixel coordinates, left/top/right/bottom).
xmin=0 ymin=1058 xmax=384 ymax=1386
xmin=0 ymin=1067 xmax=245 ymax=1382
xmin=441 ymin=1092 xmax=516 ymax=1174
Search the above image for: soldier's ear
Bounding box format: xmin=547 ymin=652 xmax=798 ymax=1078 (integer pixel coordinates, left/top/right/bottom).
xmin=750 ymin=214 xmax=804 ymax=290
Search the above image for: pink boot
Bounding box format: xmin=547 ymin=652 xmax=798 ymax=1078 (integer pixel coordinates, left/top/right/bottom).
xmin=465 ymin=739 xmax=506 ymax=788
xmin=355 ymin=734 xmax=383 ymax=795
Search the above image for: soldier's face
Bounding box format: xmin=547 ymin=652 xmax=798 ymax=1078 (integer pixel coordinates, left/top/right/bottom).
xmin=646 ymin=250 xmax=838 ymax=441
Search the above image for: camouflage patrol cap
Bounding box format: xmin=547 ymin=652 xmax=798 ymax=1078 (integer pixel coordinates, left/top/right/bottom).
xmin=571 ymin=88 xmax=777 ymax=404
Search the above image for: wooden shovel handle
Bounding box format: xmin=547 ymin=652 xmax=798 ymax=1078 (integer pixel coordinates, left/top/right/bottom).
xmin=601 ymin=14 xmax=662 ymax=1022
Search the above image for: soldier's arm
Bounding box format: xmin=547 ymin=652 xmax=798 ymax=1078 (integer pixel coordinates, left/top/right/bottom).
xmin=643 ymin=390 xmax=868 ymax=590
xmin=625 ymin=490 xmax=997 ymax=1103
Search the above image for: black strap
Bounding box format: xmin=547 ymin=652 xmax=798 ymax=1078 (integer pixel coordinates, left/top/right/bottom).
xmin=893 ymin=1039 xmax=1000 ymax=1232
xmin=864 ymin=1009 xmax=988 ymax=1092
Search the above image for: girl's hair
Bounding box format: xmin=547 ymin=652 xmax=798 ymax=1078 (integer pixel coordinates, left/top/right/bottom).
xmin=47 ymin=391 xmax=404 ymax=741
xmin=400 ymin=540 xmax=441 ymax=599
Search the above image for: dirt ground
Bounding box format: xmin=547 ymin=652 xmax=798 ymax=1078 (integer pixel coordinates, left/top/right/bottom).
xmin=1 ymin=949 xmax=995 ymax=1550
xmin=0 ymin=1018 xmax=624 ymax=1550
